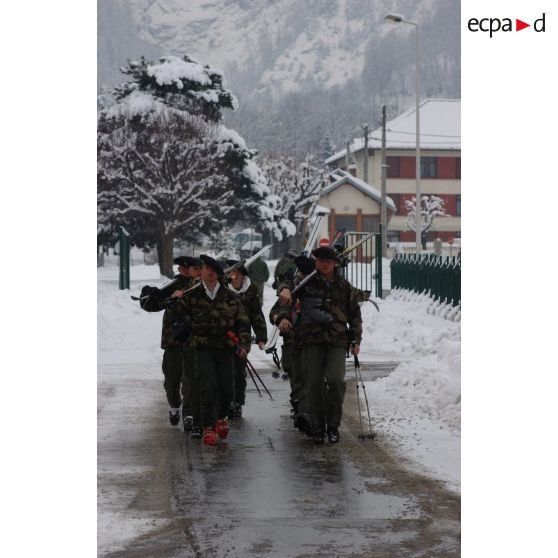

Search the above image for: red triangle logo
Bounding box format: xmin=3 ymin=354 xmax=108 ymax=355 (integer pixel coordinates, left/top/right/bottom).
xmin=516 ymin=19 xmax=530 ymax=31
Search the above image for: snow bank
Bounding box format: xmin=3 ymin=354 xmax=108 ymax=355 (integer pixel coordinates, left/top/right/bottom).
xmin=359 ymin=295 xmax=461 ymax=492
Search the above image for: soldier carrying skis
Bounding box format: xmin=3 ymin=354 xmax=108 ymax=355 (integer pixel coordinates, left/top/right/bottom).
xmin=226 ymin=259 xmax=268 ymax=418
xmin=276 ymin=246 xmax=362 ymax=444
xmin=139 ymin=256 xmax=202 ymax=429
xmin=173 ymin=255 xmax=252 ymax=446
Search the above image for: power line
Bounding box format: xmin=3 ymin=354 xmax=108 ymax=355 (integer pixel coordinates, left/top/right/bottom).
xmin=368 ymin=136 xmax=460 ymax=145
xmin=386 ymin=128 xmax=461 ymax=138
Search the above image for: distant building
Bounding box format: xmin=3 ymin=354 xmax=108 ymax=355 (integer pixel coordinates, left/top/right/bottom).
xmin=317 ymin=170 xmax=396 ymax=240
xmin=325 ymin=99 xmax=461 ymax=242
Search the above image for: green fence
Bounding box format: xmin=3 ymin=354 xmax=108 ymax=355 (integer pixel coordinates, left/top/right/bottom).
xmin=118 ymin=226 xmax=130 ymax=290
xmin=390 ymin=253 xmax=461 ymax=306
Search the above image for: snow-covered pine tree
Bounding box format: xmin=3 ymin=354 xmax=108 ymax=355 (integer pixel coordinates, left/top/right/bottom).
xmin=262 ymin=155 xmax=326 ymax=253
xmin=319 ymin=132 xmax=334 ymax=166
xmin=404 ymin=195 xmax=447 ymax=248
xmin=98 ymin=55 xmax=290 ymax=277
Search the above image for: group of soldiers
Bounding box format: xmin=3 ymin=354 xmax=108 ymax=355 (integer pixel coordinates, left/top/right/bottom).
xmin=140 ymin=243 xmax=364 ymax=446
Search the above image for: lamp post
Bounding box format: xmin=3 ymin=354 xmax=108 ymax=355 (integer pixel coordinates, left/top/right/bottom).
xmin=384 ymin=13 xmax=421 ymax=252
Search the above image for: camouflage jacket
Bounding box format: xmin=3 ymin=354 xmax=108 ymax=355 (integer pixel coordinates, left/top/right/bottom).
xmin=274 ymin=256 xmax=297 ymax=287
xmin=269 ymin=297 xmax=298 ymax=347
xmin=274 ymin=272 xmax=362 ymax=348
xmin=175 ymin=282 xmax=251 ymax=351
xmin=247 ymin=258 xmax=270 ymax=283
xmin=352 ymin=286 xmax=371 ymax=303
xmin=140 ymin=274 xmax=195 ymax=349
xmin=230 ymin=283 xmax=268 ymax=343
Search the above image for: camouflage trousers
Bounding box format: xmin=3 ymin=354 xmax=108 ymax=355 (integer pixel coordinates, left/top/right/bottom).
xmin=233 ymin=355 xmax=247 ymax=406
xmin=162 ymin=345 xmax=194 ymax=414
xmin=281 ymin=342 xmax=306 ymax=413
xmin=194 ymin=347 xmax=234 ymax=429
xmin=304 ymin=345 xmax=347 ymax=435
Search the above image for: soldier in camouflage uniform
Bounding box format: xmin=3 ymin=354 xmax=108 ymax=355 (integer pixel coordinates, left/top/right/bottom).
xmin=176 ymin=255 xmax=251 ymax=446
xmin=140 ymin=256 xmax=202 ymax=428
xmin=246 ymin=248 xmax=270 ymax=303
xmin=273 ymin=250 xmax=298 ymax=292
xmin=277 ymin=246 xmax=362 ymax=444
xmin=226 ymin=260 xmax=268 ymax=418
xmin=269 ymin=255 xmax=315 ymax=435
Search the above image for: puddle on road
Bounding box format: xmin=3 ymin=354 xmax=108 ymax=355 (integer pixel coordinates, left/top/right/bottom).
xmin=170 ymin=411 xmax=420 ymax=523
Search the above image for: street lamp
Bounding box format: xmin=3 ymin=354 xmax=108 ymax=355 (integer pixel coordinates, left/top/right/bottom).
xmin=384 ymin=13 xmax=421 ymax=252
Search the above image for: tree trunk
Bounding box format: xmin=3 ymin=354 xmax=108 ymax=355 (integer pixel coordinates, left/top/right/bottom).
xmin=159 ymin=232 xmax=174 ymax=278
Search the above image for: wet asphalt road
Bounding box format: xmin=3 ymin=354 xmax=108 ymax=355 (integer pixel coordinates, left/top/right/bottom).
xmin=102 ymin=364 xmax=460 ymax=558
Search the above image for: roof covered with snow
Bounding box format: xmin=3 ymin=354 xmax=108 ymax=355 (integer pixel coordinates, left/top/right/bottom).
xmin=321 ymin=170 xmax=397 ymax=211
xmin=326 ymin=99 xmax=461 ymax=164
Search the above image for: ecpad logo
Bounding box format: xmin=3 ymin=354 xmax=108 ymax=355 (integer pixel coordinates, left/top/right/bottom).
xmin=468 ymin=13 xmax=546 ymax=37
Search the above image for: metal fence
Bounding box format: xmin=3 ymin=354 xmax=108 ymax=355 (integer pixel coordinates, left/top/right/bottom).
xmin=340 ymin=231 xmax=384 ymax=297
xmin=390 ymin=253 xmax=461 ymax=306
xmin=386 ymin=242 xmax=461 ymax=260
xmin=97 ymin=245 xmax=159 ymax=283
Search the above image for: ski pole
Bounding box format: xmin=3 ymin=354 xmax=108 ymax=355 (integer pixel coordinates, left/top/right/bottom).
xmin=246 ymin=362 xmax=263 ymax=398
xmin=354 ymin=357 xmax=365 ymax=439
xmin=226 ymin=331 xmax=263 ymax=398
xmin=245 ymin=359 xmax=274 ymax=401
xmin=353 ymin=353 xmax=375 ymax=440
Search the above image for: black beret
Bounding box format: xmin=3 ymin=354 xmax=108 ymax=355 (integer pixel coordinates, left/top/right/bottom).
xmin=294 ymin=255 xmax=315 ymax=275
xmin=226 ymin=259 xmax=249 ymax=276
xmin=199 ymin=254 xmax=224 ymax=277
xmin=174 ymin=256 xmax=203 ymax=267
xmin=311 ymin=246 xmax=339 ymax=261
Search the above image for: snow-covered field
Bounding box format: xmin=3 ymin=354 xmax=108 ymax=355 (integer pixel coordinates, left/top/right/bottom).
xmin=98 ymin=261 xmax=460 ymax=554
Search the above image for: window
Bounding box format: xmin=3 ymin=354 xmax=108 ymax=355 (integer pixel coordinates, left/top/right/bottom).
xmin=456 ymin=195 xmax=461 ymax=217
xmin=386 ymin=156 xmax=400 ymax=178
xmin=420 ymin=157 xmax=437 ymax=178
xmin=387 ymin=231 xmax=400 ymax=243
xmin=362 ymin=215 xmax=379 ymax=232
xmin=334 ymin=215 xmax=357 ymax=232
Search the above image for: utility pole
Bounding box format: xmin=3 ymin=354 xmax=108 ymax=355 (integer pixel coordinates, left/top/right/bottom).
xmin=362 ymin=124 xmax=369 ymax=183
xmin=380 ymin=105 xmax=387 ymax=257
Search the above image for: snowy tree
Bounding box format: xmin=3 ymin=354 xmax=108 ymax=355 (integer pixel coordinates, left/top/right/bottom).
xmin=405 ymin=195 xmax=447 ymax=248
xmin=261 ymin=156 xmax=326 ymax=253
xmin=319 ymin=132 xmax=334 ymax=166
xmin=98 ymin=55 xmax=291 ymax=277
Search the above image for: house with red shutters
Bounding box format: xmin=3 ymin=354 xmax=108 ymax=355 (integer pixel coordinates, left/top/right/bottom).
xmin=325 ymin=99 xmax=461 ymax=243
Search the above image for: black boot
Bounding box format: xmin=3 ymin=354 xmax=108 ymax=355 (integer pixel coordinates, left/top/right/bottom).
xmin=169 ymin=409 xmax=180 ymax=426
xmin=327 ymin=427 xmax=340 ymax=443
xmin=312 ymin=432 xmax=325 ymax=444
xmin=183 ymin=415 xmax=193 ymax=431
xmin=294 ymin=413 xmax=311 ymax=435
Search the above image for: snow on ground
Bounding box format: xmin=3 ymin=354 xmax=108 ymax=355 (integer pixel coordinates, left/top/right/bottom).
xmin=98 ymin=278 xmax=170 ymax=554
xmin=98 ymin=261 xmax=460 ymax=554
xmin=358 ymin=294 xmax=461 ymax=493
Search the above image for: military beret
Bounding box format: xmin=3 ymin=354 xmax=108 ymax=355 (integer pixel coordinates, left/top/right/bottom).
xmin=199 ymin=254 xmax=224 ymax=277
xmin=174 ymin=256 xmax=203 ymax=267
xmin=311 ymin=246 xmax=339 ymax=261
xmin=294 ymin=255 xmax=316 ymax=276
xmin=226 ymin=259 xmax=249 ymax=276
